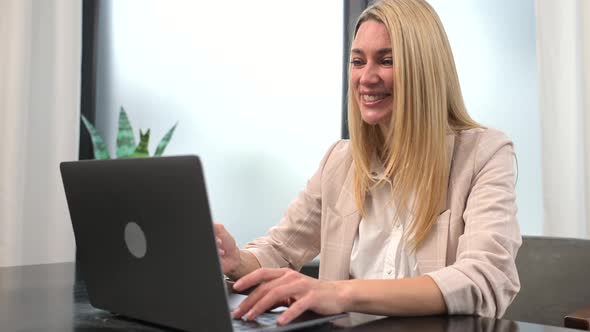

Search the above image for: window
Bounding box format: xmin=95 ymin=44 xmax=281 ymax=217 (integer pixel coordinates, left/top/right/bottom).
xmin=94 ymin=1 xmax=344 ymax=245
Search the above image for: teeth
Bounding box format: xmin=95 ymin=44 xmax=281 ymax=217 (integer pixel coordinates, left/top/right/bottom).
xmin=362 ymin=94 xmax=386 ymax=102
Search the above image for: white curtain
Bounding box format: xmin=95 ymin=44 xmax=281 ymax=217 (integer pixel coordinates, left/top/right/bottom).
xmin=0 ymin=0 xmax=80 ymax=266
xmin=537 ymin=0 xmax=590 ymax=238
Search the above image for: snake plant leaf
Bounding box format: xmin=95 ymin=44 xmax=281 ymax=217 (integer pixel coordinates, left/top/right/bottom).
xmin=154 ymin=123 xmax=178 ymax=157
xmin=132 ymin=129 xmax=150 ymax=157
xmin=80 ymin=115 xmax=111 ymax=160
xmin=116 ymin=107 xmax=136 ymax=158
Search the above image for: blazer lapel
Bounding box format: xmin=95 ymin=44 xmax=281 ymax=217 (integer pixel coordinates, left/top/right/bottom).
xmin=320 ymin=163 xmax=361 ymax=281
xmin=321 ymin=135 xmax=457 ymax=278
xmin=442 ymin=133 xmax=456 ymax=213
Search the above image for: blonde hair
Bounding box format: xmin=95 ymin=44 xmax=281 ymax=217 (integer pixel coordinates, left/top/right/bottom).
xmin=348 ymin=0 xmax=481 ymax=249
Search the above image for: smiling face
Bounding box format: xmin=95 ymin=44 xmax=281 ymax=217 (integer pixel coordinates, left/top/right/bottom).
xmin=350 ymin=20 xmax=394 ymax=128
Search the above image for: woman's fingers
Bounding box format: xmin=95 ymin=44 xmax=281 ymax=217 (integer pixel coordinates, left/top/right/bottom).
xmin=241 ymin=284 xmax=296 ymax=321
xmin=233 ymin=268 xmax=288 ymax=292
xmin=276 ymin=295 xmax=312 ymax=325
xmin=213 ymin=223 xmax=241 ymax=274
xmin=231 ymin=268 xmax=345 ymax=324
xmin=251 ymin=278 xmax=310 ymax=322
xmin=213 ymin=223 xmax=225 ymax=236
xmin=232 ymin=269 xmax=290 ymax=318
xmin=233 ymin=269 xmax=312 ymax=321
xmin=215 ymin=236 xmax=225 ymax=256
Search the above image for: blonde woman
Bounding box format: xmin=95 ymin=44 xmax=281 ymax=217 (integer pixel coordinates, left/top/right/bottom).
xmin=215 ymin=0 xmax=520 ymax=325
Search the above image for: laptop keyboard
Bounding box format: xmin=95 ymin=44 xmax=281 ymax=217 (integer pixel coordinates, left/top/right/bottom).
xmin=232 ymin=312 xmax=280 ymax=331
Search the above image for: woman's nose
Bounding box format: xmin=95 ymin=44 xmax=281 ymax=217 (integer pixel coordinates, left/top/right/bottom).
xmin=359 ymin=64 xmax=380 ymax=86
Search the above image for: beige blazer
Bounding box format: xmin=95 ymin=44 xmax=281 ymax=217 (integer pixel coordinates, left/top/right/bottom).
xmin=245 ymin=128 xmax=521 ymax=318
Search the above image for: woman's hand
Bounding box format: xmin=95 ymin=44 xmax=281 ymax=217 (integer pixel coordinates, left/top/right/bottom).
xmin=213 ymin=223 xmax=241 ymax=275
xmin=231 ymin=268 xmax=349 ymax=325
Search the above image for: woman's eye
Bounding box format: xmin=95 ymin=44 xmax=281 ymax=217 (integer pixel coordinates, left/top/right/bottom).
xmin=350 ymin=58 xmax=365 ymax=67
xmin=382 ymin=58 xmax=394 ymax=66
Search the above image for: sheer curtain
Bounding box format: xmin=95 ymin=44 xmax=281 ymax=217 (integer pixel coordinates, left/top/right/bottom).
xmin=0 ymin=0 xmax=80 ymax=266
xmin=537 ymin=0 xmax=590 ymax=238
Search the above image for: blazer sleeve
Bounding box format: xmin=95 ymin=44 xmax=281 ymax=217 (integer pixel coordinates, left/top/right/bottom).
xmin=244 ymin=140 xmax=343 ymax=271
xmin=427 ymin=131 xmax=521 ymax=317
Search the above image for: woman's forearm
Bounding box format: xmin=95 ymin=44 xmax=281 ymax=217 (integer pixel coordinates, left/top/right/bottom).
xmin=336 ymin=275 xmax=447 ymax=316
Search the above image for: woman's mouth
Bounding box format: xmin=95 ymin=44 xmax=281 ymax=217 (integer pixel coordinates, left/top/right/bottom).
xmin=361 ymin=93 xmax=390 ymax=106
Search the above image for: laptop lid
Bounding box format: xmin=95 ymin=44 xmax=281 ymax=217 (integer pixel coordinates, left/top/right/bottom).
xmin=61 ymin=156 xmax=346 ymax=332
xmin=61 ymin=156 xmax=233 ymax=331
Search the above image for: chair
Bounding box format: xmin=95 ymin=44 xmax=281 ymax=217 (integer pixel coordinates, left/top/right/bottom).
xmin=300 ymin=260 xmax=319 ymax=279
xmin=503 ymin=235 xmax=590 ymax=330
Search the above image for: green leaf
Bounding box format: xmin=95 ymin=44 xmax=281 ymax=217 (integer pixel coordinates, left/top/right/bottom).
xmin=132 ymin=129 xmax=150 ymax=157
xmin=116 ymin=107 xmax=136 ymax=158
xmin=154 ymin=123 xmax=178 ymax=157
xmin=80 ymin=115 xmax=111 ymax=160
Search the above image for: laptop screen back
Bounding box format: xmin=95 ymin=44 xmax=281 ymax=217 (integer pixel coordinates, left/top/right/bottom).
xmin=61 ymin=156 xmax=233 ymax=331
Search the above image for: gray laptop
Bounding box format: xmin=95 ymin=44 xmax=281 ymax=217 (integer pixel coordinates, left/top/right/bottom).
xmin=60 ymin=155 xmax=346 ymax=332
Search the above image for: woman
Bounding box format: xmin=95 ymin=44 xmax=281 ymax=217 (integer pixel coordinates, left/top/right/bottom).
xmin=215 ymin=0 xmax=521 ymax=325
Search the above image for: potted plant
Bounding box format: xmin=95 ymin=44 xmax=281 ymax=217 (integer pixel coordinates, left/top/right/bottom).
xmin=81 ymin=107 xmax=177 ymax=159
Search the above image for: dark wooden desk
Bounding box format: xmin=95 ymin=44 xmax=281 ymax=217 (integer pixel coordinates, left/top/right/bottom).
xmin=0 ymin=263 xmax=579 ymax=331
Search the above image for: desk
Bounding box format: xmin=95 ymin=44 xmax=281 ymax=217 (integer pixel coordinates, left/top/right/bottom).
xmin=0 ymin=263 xmax=579 ymax=331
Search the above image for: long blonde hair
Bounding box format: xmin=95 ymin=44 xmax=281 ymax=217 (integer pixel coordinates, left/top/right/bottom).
xmin=348 ymin=0 xmax=481 ymax=249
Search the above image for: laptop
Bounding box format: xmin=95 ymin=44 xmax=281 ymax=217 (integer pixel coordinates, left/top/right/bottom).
xmin=60 ymin=155 xmax=347 ymax=332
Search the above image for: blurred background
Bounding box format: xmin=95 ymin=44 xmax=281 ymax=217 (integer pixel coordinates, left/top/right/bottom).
xmin=1 ymin=0 xmax=588 ymax=267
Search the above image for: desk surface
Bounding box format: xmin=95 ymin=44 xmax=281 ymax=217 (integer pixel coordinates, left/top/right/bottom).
xmin=0 ymin=263 xmax=579 ymax=332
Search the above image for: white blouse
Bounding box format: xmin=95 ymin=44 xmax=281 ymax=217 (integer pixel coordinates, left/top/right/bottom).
xmin=349 ymin=172 xmax=419 ymax=280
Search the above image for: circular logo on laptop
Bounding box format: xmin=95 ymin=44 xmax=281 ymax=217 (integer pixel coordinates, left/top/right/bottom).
xmin=124 ymin=222 xmax=147 ymax=258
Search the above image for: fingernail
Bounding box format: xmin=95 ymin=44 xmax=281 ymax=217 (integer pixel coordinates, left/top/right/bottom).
xmin=231 ymin=309 xmax=240 ymax=318
xmin=219 ymin=249 xmax=225 ymax=256
xmin=276 ymin=316 xmax=285 ymax=325
xmin=246 ymin=310 xmax=254 ymax=320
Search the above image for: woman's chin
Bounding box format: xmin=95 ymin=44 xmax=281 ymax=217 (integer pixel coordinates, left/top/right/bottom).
xmin=361 ymin=111 xmax=391 ymax=126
